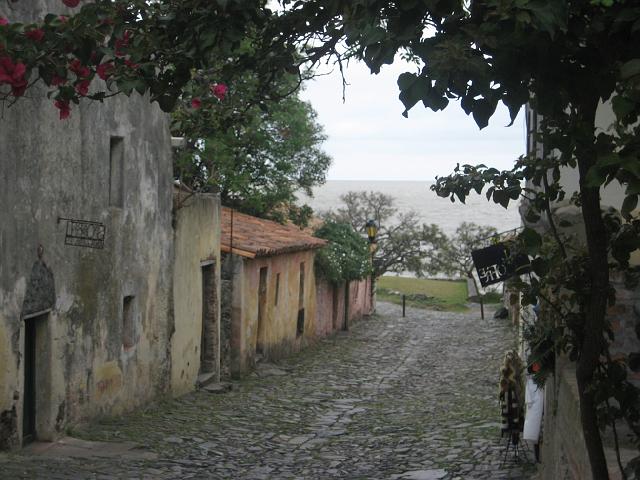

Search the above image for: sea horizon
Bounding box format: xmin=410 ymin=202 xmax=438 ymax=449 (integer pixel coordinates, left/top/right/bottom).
xmin=298 ymin=179 xmax=522 ymax=237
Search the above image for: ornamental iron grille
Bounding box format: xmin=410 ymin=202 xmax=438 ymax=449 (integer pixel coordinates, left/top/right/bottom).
xmin=59 ymin=217 xmax=106 ymax=249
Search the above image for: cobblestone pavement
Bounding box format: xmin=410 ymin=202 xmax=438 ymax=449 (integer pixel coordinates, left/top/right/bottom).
xmin=0 ymin=302 xmax=537 ymax=479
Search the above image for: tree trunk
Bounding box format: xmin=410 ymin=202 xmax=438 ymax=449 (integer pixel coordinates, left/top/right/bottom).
xmin=575 ymin=102 xmax=610 ymax=480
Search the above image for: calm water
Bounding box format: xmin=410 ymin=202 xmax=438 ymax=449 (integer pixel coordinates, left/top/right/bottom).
xmin=299 ymin=180 xmax=521 ymax=236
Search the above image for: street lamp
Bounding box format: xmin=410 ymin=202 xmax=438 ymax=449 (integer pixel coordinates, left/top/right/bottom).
xmin=366 ymin=219 xmax=378 ymax=245
xmin=365 ymin=219 xmax=378 ymax=314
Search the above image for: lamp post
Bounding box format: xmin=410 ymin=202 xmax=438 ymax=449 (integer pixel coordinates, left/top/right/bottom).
xmin=365 ymin=219 xmax=378 ymax=314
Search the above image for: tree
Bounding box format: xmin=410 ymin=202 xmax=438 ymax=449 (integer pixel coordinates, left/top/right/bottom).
xmin=0 ymin=1 xmax=302 ymax=119
xmin=427 ymin=222 xmax=498 ymax=320
xmin=172 ymin=71 xmax=331 ymax=226
xmin=314 ymin=221 xmax=372 ymax=285
xmin=322 ymin=191 xmax=446 ymax=279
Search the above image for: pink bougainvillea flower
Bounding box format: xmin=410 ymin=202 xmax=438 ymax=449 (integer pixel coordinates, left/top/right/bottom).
xmin=191 ymin=97 xmax=202 ymax=109
xmin=0 ymin=56 xmax=27 ymax=96
xmin=115 ymin=31 xmax=131 ymax=57
xmin=69 ymin=58 xmax=90 ymax=78
xmin=0 ymin=17 xmax=9 ymax=26
xmin=210 ymin=83 xmax=228 ymax=100
xmin=58 ymin=15 xmax=69 ymax=23
xmin=62 ymin=0 xmax=80 ymax=7
xmin=51 ymin=74 xmax=67 ymax=86
xmin=75 ymin=78 xmax=90 ymax=96
xmin=11 ymin=77 xmax=27 ymax=97
xmin=25 ymin=28 xmax=45 ymax=42
xmin=124 ymin=58 xmax=139 ymax=69
xmin=96 ymin=61 xmax=114 ymax=80
xmin=54 ymin=99 xmax=71 ymax=120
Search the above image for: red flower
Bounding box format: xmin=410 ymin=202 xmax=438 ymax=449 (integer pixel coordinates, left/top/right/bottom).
xmin=75 ymin=78 xmax=90 ymax=96
xmin=25 ymin=28 xmax=45 ymax=42
xmin=210 ymin=83 xmax=228 ymax=100
xmin=115 ymin=31 xmax=131 ymax=57
xmin=0 ymin=17 xmax=8 ymax=26
xmin=124 ymin=58 xmax=139 ymax=69
xmin=96 ymin=61 xmax=114 ymax=80
xmin=62 ymin=0 xmax=80 ymax=7
xmin=51 ymin=74 xmax=67 ymax=86
xmin=69 ymin=58 xmax=90 ymax=78
xmin=191 ymin=97 xmax=202 ymax=109
xmin=0 ymin=56 xmax=27 ymax=96
xmin=59 ymin=15 xmax=69 ymax=23
xmin=54 ymin=99 xmax=71 ymax=120
xmin=11 ymin=77 xmax=27 ymax=97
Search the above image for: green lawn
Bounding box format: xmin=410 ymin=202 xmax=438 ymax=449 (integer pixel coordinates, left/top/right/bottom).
xmin=377 ymin=276 xmax=470 ymax=312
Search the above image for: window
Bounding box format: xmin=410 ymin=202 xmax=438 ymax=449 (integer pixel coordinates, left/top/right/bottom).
xmin=122 ymin=295 xmax=135 ymax=348
xmin=109 ymin=136 xmax=124 ymax=207
xmin=298 ymin=263 xmax=305 ymax=308
xmin=274 ymin=273 xmax=280 ymax=306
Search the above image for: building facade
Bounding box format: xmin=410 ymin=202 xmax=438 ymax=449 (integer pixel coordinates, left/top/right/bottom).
xmin=0 ymin=0 xmax=177 ymax=448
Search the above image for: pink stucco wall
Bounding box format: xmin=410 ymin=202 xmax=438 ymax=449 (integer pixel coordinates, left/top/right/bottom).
xmin=315 ymin=276 xmax=373 ymax=338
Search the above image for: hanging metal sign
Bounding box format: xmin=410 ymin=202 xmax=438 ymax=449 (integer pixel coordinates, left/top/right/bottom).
xmin=59 ymin=217 xmax=106 ymax=249
xmin=471 ymin=244 xmax=530 ymax=287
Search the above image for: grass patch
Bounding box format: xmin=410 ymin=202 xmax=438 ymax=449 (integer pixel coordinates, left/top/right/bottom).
xmin=469 ymin=290 xmax=503 ymax=304
xmin=377 ymin=276 xmax=469 ymax=312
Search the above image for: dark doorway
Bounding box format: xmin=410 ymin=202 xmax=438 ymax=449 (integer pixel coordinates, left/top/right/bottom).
xmin=256 ymin=267 xmax=268 ymax=355
xmin=200 ymin=263 xmax=218 ymax=375
xmin=23 ymin=313 xmax=46 ymax=445
xmin=297 ymin=263 xmax=305 ymax=337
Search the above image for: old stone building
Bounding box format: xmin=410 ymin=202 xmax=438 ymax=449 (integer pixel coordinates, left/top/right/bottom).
xmin=220 ymin=208 xmax=374 ymax=378
xmin=221 ymin=208 xmax=327 ymax=377
xmin=0 ymin=0 xmax=218 ymax=449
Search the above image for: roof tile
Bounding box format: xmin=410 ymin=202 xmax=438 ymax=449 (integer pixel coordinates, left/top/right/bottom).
xmin=221 ymin=207 xmax=326 ymax=258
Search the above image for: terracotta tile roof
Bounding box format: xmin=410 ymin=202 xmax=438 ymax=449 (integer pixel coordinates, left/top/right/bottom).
xmin=221 ymin=207 xmax=327 ymax=258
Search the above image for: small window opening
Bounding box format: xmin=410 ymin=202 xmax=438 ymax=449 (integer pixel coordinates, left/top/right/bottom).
xmin=109 ymin=136 xmax=124 ymax=207
xmin=123 ymin=295 xmax=135 ymax=348
xmin=274 ymin=273 xmax=280 ymax=306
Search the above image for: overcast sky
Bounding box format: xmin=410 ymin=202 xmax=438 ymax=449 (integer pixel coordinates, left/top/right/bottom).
xmin=299 ymin=60 xmax=526 ymax=181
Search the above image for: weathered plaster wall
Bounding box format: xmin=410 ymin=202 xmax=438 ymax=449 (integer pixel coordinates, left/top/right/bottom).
xmin=315 ymin=277 xmax=372 ymax=338
xmin=315 ymin=279 xmax=337 ymax=337
xmin=230 ymin=251 xmax=318 ymax=376
xmin=171 ymin=193 xmax=220 ymax=396
xmin=348 ymin=277 xmax=372 ymax=323
xmin=0 ymin=0 xmax=173 ymax=448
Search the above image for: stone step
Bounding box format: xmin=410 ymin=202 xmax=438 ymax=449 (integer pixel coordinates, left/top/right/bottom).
xmin=202 ymin=382 xmax=233 ymax=394
xmin=196 ymin=372 xmax=218 ymax=389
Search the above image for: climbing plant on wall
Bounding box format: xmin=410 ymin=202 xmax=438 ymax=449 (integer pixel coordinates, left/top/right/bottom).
xmin=314 ymin=222 xmax=371 ymax=285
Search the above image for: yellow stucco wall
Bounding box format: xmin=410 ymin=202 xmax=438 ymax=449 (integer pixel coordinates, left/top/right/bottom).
xmin=235 ymin=250 xmax=319 ymax=373
xmin=171 ymin=193 xmax=220 ymax=395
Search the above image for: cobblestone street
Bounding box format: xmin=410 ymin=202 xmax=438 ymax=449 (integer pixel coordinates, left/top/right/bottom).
xmin=0 ymin=303 xmax=536 ymax=479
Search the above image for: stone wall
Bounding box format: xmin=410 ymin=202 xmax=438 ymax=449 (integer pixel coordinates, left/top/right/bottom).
xmin=220 ymin=254 xmax=234 ymax=380
xmin=0 ymin=0 xmax=173 ymax=448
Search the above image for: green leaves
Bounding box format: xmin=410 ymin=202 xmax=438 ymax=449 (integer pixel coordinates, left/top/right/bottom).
xmin=397 ymin=72 xmax=429 ymax=116
xmin=621 ymin=194 xmax=638 ymax=221
xmin=520 ymin=227 xmax=542 ymax=257
xmin=621 ymin=59 xmax=640 ymax=80
xmin=314 ymin=222 xmax=372 ymax=284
